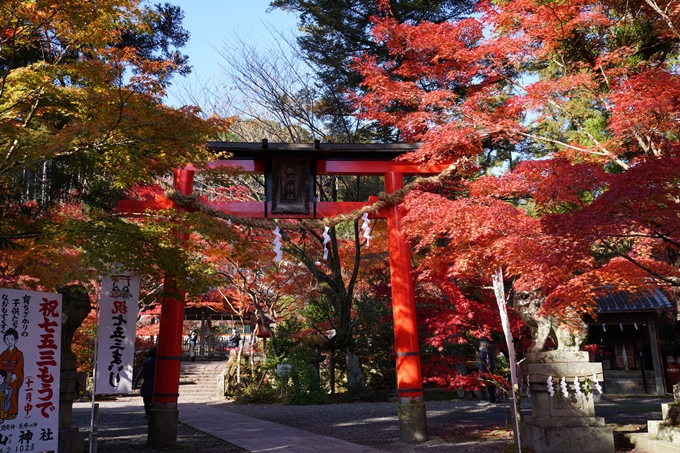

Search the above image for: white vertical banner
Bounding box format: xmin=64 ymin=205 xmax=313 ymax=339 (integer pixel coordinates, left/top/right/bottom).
xmin=0 ymin=287 xmax=62 ymax=453
xmin=95 ymin=275 xmax=140 ymax=394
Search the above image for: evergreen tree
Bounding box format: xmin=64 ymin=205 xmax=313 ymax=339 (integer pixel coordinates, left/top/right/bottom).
xmin=271 ymin=0 xmax=475 ymax=142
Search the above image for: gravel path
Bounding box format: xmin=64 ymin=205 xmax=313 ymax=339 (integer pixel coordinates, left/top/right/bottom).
xmin=210 ymin=399 xmax=516 ymax=453
xmin=71 ymin=395 xmax=667 ymax=452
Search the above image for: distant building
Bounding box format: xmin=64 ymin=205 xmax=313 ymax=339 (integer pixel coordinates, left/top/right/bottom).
xmin=588 ymin=287 xmax=673 ymax=396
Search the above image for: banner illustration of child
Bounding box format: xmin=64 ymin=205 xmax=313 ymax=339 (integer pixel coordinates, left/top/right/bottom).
xmin=0 ymin=370 xmax=13 ymax=421
xmin=0 ymin=329 xmax=23 ymax=421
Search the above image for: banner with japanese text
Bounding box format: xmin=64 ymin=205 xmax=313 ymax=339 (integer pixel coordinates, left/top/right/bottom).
xmin=0 ymin=288 xmax=62 ymax=453
xmin=95 ymin=275 xmax=140 ymax=394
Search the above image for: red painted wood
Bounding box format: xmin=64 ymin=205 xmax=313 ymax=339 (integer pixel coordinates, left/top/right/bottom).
xmin=318 ymin=160 xmax=449 ymax=175
xmin=153 ymin=168 xmax=194 ymax=406
xmin=153 ymin=275 xmax=184 ymax=404
xmin=118 ymin=198 xmax=389 ymax=219
xmin=189 ymin=159 xmax=449 ymax=175
xmin=117 ymin=196 xmax=173 ymax=215
xmin=199 ymin=201 xmax=265 ymax=217
xmin=315 ymin=201 xmax=387 ymax=218
xmin=197 ymin=200 xmax=388 ymax=219
xmin=385 ymin=171 xmax=423 ymax=399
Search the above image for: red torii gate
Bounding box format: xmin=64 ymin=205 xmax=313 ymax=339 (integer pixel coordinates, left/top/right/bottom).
xmin=118 ymin=142 xmax=451 ymax=446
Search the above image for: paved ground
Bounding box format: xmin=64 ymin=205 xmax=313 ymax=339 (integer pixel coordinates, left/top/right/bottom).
xmin=72 ymin=402 xmax=248 ymax=453
xmin=71 ymin=395 xmax=668 ymax=452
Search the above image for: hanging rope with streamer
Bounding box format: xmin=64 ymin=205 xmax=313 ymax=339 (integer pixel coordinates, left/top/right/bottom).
xmin=361 ymin=213 xmax=373 ymax=246
xmin=547 ymin=376 xmax=555 ymax=397
xmin=143 ymin=162 xmax=461 ymax=233
xmin=534 ymin=373 xmax=602 ymax=398
xmin=560 ymin=376 xmax=570 ymax=397
xmin=592 ymin=373 xmax=603 ymax=394
xmin=125 ymin=162 xmax=460 ymax=263
xmin=272 ymin=226 xmax=283 ymax=262
xmin=573 ymin=376 xmax=582 ymax=397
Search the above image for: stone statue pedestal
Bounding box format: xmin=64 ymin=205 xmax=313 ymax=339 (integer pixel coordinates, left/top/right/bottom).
xmin=520 ymin=351 xmax=615 ymax=453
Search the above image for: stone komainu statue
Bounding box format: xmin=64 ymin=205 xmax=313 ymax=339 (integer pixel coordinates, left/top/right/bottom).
xmin=514 ymin=291 xmax=588 ymax=353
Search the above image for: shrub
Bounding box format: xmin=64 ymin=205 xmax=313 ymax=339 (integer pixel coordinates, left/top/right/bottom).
xmin=276 ymin=346 xmax=329 ymax=405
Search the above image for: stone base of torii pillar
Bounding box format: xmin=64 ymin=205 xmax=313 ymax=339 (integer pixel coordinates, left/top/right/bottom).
xmin=520 ymin=351 xmax=615 ymax=453
xmin=148 ymin=402 xmax=179 ymax=448
xmin=397 ymin=396 xmax=428 ymax=442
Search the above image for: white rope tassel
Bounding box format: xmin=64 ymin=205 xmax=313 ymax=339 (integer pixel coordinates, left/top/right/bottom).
xmin=560 ymin=377 xmax=569 ymax=398
xmin=322 ymin=226 xmax=331 ymax=260
xmin=592 ymin=373 xmax=603 ymax=394
xmin=547 ymin=376 xmax=555 ymax=397
xmin=273 ymin=226 xmax=283 ymax=262
xmin=361 ymin=213 xmax=373 ymax=246
xmin=573 ymin=376 xmax=582 ymax=397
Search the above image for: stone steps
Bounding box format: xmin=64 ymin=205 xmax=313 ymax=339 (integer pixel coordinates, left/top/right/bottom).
xmin=628 ymin=433 xmax=680 ymax=453
xmin=178 ymin=360 xmax=226 ymax=402
xmin=626 ymin=401 xmax=680 ymax=452
xmin=604 ymin=370 xmax=658 ymax=395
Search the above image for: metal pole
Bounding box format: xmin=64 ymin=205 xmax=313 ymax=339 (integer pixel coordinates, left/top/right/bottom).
xmin=89 ymin=403 xmax=99 ymax=453
xmin=90 ymin=285 xmax=101 ymax=453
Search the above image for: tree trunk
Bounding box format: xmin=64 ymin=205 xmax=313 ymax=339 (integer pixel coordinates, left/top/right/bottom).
xmin=344 ymin=345 xmax=365 ymax=390
xmin=667 ymin=248 xmax=680 ymax=314
xmin=329 ymin=349 xmax=336 ymax=394
xmin=236 ymin=338 xmax=243 ymax=384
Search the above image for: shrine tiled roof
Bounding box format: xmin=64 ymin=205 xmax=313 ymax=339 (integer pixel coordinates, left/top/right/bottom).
xmin=596 ymin=287 xmax=673 ymax=313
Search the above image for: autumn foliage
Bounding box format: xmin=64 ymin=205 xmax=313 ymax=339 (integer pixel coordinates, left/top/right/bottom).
xmin=0 ymin=1 xmax=227 ymax=292
xmin=352 ymin=0 xmax=680 ymax=328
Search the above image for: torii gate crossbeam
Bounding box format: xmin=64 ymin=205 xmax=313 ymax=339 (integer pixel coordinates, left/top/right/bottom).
xmin=118 ymin=142 xmax=450 ymax=446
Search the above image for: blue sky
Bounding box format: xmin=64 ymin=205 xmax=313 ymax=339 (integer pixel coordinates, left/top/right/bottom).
xmin=167 ymin=1 xmax=298 ymax=103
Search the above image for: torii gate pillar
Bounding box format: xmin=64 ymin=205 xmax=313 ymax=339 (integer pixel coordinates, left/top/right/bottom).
xmin=148 ymin=168 xmax=193 ymax=448
xmin=385 ymin=171 xmax=428 ymax=442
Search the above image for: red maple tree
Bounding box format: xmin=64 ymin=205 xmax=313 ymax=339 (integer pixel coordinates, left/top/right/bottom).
xmin=353 ymin=0 xmax=680 ymax=321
